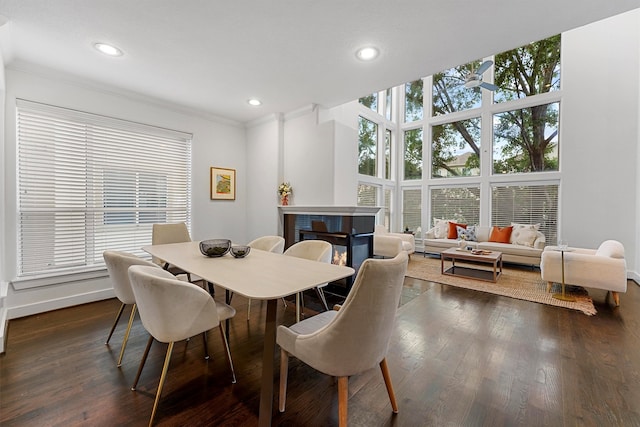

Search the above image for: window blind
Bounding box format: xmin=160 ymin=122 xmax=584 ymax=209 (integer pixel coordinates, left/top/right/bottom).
xmin=402 ymin=188 xmax=422 ymax=232
xmin=430 ymin=186 xmax=480 ymax=227
xmin=16 ymin=100 xmax=192 ymax=277
xmin=357 ymin=184 xmax=377 ymax=207
xmin=491 ymin=184 xmax=558 ymax=243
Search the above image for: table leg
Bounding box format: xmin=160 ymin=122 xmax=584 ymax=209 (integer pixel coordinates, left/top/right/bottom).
xmin=259 ymin=298 xmax=278 ymax=427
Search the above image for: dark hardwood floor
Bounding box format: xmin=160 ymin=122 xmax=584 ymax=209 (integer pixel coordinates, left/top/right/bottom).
xmin=1 ymin=270 xmax=639 ymax=426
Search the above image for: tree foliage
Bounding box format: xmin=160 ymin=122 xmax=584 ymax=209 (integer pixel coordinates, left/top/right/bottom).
xmin=358 ymin=116 xmax=377 ymax=176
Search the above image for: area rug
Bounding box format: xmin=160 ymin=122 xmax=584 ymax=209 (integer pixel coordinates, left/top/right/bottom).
xmin=406 ymin=256 xmax=597 ymax=316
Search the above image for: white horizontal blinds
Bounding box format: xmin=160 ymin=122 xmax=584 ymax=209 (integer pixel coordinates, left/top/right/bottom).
xmin=357 ymin=184 xmax=377 ymax=206
xmin=491 ymin=184 xmax=558 ymax=243
xmin=430 ymin=187 xmax=480 ymax=226
xmin=17 ymin=100 xmax=192 ymax=277
xmin=402 ymin=189 xmax=421 ymax=232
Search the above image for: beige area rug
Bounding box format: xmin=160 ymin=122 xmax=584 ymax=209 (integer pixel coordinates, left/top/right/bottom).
xmin=406 ymin=256 xmax=597 ymax=316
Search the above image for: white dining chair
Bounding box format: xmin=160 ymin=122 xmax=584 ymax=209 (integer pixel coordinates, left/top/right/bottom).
xmin=277 ymin=252 xmax=408 ymax=426
xmin=152 ymin=222 xmax=209 ymax=291
xmin=246 ymin=235 xmax=286 ymax=320
xmin=103 ymin=250 xmax=159 ymax=367
xmin=283 ymin=240 xmax=332 ymax=322
xmin=128 ymin=265 xmax=236 ymax=427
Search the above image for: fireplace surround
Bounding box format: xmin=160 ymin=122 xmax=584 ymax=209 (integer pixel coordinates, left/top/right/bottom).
xmin=280 ymin=206 xmax=380 ymax=295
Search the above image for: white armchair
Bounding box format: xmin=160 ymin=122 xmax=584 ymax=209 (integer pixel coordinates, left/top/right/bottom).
xmin=540 ymin=240 xmax=627 ymax=306
xmin=373 ymin=225 xmax=415 ymax=258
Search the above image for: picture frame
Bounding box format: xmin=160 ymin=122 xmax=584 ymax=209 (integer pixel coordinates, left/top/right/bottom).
xmin=210 ymin=167 xmax=236 ymax=200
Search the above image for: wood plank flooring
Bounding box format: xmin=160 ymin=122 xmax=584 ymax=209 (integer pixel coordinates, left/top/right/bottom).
xmin=1 ymin=273 xmax=639 ymax=426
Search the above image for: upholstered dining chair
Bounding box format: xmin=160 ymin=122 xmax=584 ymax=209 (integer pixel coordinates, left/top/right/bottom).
xmin=152 ymin=222 xmax=208 ymax=289
xmin=283 ymin=240 xmax=332 ymax=322
xmin=246 ymin=235 xmax=286 ymax=319
xmin=277 ymin=251 xmax=408 ymax=426
xmin=128 ymin=265 xmax=236 ymax=427
xmin=103 ymin=250 xmax=159 ymax=367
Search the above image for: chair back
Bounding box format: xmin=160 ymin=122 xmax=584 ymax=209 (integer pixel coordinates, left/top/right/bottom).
xmin=103 ymin=251 xmax=158 ymax=305
xmin=128 ymin=265 xmax=220 ymax=343
xmin=283 ymin=240 xmax=332 ymax=264
xmin=151 ymin=222 xmax=192 ymax=265
xmin=289 ymin=252 xmax=408 ymax=377
xmin=248 ymin=235 xmax=285 ymax=254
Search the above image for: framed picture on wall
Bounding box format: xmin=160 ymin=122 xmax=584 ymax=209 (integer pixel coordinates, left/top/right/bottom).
xmin=210 ymin=167 xmax=236 ymax=200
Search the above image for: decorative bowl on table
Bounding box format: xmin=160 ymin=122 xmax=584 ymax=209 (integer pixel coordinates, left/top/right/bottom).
xmin=199 ymin=239 xmax=231 ymax=257
xmin=230 ymin=245 xmax=251 ymax=258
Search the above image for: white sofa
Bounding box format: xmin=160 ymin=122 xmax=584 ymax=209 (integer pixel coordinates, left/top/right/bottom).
xmin=540 ymin=240 xmax=627 ymax=306
xmin=373 ymin=225 xmax=415 ymax=258
xmin=423 ymin=222 xmax=545 ymax=266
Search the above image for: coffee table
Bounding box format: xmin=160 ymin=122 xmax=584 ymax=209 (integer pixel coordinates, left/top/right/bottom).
xmin=440 ymin=247 xmax=503 ymax=283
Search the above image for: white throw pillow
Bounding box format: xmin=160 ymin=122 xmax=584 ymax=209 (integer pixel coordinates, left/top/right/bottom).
xmin=433 ymin=219 xmax=449 ymax=239
xmin=510 ymin=224 xmax=539 ymax=247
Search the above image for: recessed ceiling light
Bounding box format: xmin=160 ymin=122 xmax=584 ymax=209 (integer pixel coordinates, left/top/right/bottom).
xmin=94 ymin=42 xmax=123 ymax=57
xmin=247 ymin=98 xmax=262 ymax=107
xmin=356 ymin=46 xmax=379 ymax=61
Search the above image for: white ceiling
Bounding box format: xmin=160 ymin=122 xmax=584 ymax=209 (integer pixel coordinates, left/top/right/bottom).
xmin=0 ymin=1 xmax=639 ymax=124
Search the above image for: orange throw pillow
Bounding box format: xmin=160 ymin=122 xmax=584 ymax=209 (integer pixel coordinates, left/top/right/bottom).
xmin=447 ymin=222 xmax=467 ymax=239
xmin=489 ymin=226 xmax=513 ymax=243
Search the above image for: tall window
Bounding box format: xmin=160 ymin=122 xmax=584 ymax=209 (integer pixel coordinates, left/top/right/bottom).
xmin=430 ymin=187 xmax=480 ymax=226
xmin=403 ymin=128 xmax=422 ymax=180
xmin=432 ymin=118 xmax=481 ymax=178
xmin=16 ymin=100 xmax=192 ymax=277
xmin=358 ymin=116 xmax=377 ymax=176
xmin=402 ymin=189 xmax=422 ymax=233
xmin=404 ymin=80 xmax=423 ymax=122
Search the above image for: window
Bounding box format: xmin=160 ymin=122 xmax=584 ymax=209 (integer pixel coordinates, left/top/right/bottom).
xmin=357 ymin=184 xmax=377 ymax=207
xmin=402 ymin=189 xmax=421 ymax=232
xmin=385 ymin=88 xmax=393 ymax=120
xmin=491 ymin=184 xmax=558 ymax=243
xmin=404 ymin=80 xmax=423 ymax=122
xmin=384 ymin=129 xmax=392 ymax=180
xmin=403 ymin=128 xmax=422 ymax=180
xmin=493 ymin=102 xmax=559 ymax=174
xmin=383 ymin=189 xmax=391 ymax=230
xmin=16 ymin=100 xmax=192 ymax=277
xmin=494 ymin=35 xmax=561 ymax=103
xmin=432 ymin=117 xmax=481 ymax=178
xmin=359 ymin=93 xmax=378 ymax=112
xmin=430 ymin=187 xmax=480 ymax=226
xmin=358 ymin=116 xmax=377 ymax=176
xmin=432 ymin=61 xmax=483 ymax=115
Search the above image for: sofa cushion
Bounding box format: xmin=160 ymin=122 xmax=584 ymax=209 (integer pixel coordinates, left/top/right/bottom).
xmin=433 ymin=219 xmax=449 ymax=239
xmin=489 ymin=226 xmax=513 ymax=243
xmin=448 ymin=222 xmax=466 ymax=239
xmin=509 ymin=223 xmax=539 ymax=247
xmin=477 ymin=242 xmax=542 ymax=257
xmin=457 ymin=225 xmax=477 ymax=241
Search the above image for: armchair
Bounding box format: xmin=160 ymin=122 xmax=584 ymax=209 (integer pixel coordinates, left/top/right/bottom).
xmin=540 ymin=240 xmax=627 ymax=306
xmin=373 ymin=225 xmax=415 ymax=258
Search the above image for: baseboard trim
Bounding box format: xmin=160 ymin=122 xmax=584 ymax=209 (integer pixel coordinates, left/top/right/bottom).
xmin=6 ymin=288 xmax=115 ymax=321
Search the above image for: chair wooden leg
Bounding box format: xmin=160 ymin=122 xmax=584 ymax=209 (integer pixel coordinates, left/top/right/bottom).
xmin=132 ymin=335 xmax=154 ymax=391
xmin=612 ymin=291 xmax=620 ymax=306
xmin=547 ymin=281 xmax=553 ymax=293
xmin=338 ymin=376 xmax=348 ymax=427
xmin=148 ymin=341 xmax=174 ymax=427
xmin=279 ymin=349 xmax=289 ymax=412
xmin=117 ymin=304 xmax=137 ymax=367
xmin=219 ymin=325 xmax=236 ymax=383
xmin=105 ymin=302 xmax=126 ymax=344
xmin=247 ymin=298 xmax=252 ymax=320
xmin=295 ymin=293 xmax=301 ymax=323
xmin=380 ymin=358 xmax=398 ymax=413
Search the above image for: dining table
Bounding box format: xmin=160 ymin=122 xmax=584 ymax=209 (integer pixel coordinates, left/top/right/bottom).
xmin=142 ymin=240 xmax=355 ymax=427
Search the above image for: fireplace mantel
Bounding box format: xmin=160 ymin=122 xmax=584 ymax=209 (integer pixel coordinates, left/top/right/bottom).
xmin=278 ymin=205 xmax=381 ymax=216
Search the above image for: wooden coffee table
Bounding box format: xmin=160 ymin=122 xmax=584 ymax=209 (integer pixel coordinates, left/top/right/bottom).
xmin=440 ymin=247 xmax=503 ymax=283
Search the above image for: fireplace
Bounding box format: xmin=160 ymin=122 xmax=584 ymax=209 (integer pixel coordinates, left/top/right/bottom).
xmin=281 ymin=206 xmax=379 ymax=296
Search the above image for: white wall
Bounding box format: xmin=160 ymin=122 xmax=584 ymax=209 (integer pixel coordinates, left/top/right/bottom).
xmin=246 ymin=115 xmax=282 ymax=240
xmin=561 ymin=10 xmax=639 ymax=272
xmin=2 ymin=67 xmax=247 ymax=318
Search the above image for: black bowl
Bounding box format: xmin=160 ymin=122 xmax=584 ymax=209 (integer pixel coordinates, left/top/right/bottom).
xmin=230 ymin=245 xmax=251 ymax=258
xmin=199 ymin=239 xmax=231 ymax=257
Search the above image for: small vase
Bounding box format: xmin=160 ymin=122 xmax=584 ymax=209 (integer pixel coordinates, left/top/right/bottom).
xmin=281 ymin=195 xmax=289 ymax=206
